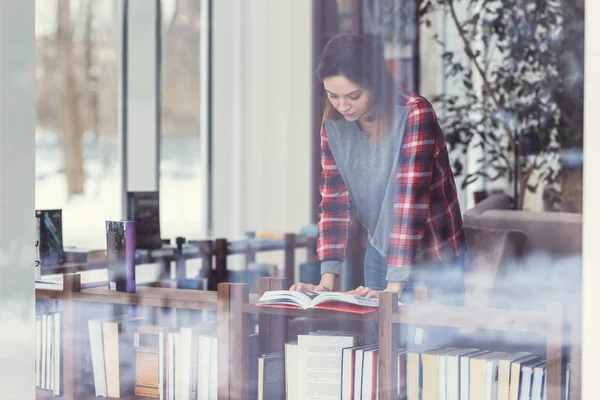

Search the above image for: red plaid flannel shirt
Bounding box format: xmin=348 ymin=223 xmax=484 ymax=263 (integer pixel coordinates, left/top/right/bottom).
xmin=317 ymin=90 xmax=466 ymax=272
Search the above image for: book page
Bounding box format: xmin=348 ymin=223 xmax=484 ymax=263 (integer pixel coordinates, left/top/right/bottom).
xmin=297 ymin=334 xmax=356 ymax=399
xmin=257 ymin=290 xmax=313 ymax=309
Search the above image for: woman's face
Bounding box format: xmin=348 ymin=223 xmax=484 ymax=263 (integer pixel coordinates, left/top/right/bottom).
xmin=323 ymin=75 xmax=371 ymax=122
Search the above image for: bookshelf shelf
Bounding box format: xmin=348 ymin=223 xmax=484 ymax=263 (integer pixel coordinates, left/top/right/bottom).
xmin=218 ymin=277 xmax=570 ymax=400
xmin=35 ymin=273 xmax=226 ymax=400
xmin=35 ymin=389 xmax=144 ymax=400
xmin=74 ymin=286 xmax=219 ymax=310
xmin=35 ymin=288 xmax=67 ymax=300
xmin=379 ymin=291 xmax=564 ymax=400
xmin=241 ymin=303 xmax=379 ymax=321
xmin=36 ymin=281 xmax=263 ymax=310
xmin=391 ymin=303 xmax=550 ymax=332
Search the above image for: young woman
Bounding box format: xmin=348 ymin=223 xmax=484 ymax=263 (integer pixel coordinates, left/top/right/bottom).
xmin=291 ymin=33 xmax=467 ymax=317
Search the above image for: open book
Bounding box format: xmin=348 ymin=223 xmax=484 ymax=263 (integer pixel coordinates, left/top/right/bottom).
xmin=257 ymin=290 xmax=386 ymax=314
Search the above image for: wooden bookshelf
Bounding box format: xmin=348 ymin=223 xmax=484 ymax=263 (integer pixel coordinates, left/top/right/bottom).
xmin=36 ymin=388 xmax=145 ymax=400
xmin=192 ymin=232 xmax=317 ymax=287
xmin=217 ymin=277 xmax=571 ymax=400
xmin=378 ymin=291 xmax=565 ymax=400
xmin=35 ymin=273 xmax=226 ymax=400
xmin=40 ymin=243 xmax=206 ymax=276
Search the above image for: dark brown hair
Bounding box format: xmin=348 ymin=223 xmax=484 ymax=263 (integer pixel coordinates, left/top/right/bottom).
xmin=317 ymin=34 xmax=396 ymax=141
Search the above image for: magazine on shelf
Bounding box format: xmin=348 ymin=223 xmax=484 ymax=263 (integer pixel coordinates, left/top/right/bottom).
xmin=256 ymin=290 xmax=393 ymax=314
xmin=105 ymin=220 xmax=136 ymax=293
xmin=126 ymin=191 xmax=162 ymax=250
xmin=35 ymin=209 xmax=65 ymax=267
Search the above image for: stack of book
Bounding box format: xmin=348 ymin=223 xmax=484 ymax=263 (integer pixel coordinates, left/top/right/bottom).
xmin=35 ymin=311 xmax=62 ymax=396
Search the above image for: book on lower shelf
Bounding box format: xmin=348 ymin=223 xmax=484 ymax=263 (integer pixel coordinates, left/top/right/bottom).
xmin=268 ymin=328 xmax=568 ymax=400
xmin=256 ymin=290 xmax=384 ymax=314
xmin=35 ymin=309 xmax=62 ymax=397
xmin=85 ymin=314 xmax=221 ymax=400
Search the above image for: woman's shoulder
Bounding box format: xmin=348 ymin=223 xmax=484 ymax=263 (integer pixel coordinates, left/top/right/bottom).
xmin=396 ymin=87 xmax=433 ymax=108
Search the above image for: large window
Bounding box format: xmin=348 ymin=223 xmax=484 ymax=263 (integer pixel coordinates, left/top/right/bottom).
xmin=35 ymin=0 xmax=121 ymax=250
xmin=159 ymin=0 xmax=206 ymax=241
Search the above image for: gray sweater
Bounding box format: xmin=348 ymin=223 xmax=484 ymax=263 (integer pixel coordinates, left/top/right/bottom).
xmin=321 ymin=104 xmax=411 ymax=282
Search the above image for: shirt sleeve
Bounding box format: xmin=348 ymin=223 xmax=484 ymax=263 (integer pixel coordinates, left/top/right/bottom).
xmin=317 ymin=122 xmax=352 ymax=276
xmin=385 ymin=99 xmax=438 ymax=282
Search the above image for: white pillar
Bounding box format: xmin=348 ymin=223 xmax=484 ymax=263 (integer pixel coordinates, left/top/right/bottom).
xmin=583 ymin=0 xmax=600 ymax=397
xmin=0 ymin=0 xmax=36 ymax=397
xmin=211 ymin=0 xmax=240 ymax=238
xmin=120 ymin=0 xmax=160 ymax=217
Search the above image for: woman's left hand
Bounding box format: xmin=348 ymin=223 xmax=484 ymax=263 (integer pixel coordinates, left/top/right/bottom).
xmin=347 ymin=282 xmax=404 ymax=298
xmin=347 ymin=286 xmax=380 ymax=298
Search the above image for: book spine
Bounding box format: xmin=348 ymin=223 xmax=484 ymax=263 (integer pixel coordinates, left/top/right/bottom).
xmin=35 ymin=215 xmax=41 ymax=280
xmin=125 ymin=221 xmax=136 ymax=293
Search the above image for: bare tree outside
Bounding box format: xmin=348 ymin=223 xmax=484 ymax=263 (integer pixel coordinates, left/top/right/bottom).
xmin=36 ymin=0 xmax=204 ymax=248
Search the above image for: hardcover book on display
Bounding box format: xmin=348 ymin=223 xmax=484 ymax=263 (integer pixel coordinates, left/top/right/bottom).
xmin=126 ymin=191 xmax=162 ymax=250
xmin=35 ymin=209 xmax=65 ymax=267
xmin=105 ymin=220 xmax=136 ymax=293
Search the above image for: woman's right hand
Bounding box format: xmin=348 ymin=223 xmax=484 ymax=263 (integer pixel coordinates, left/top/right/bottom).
xmin=289 ymin=282 xmax=330 ymax=292
xmin=290 ymin=273 xmax=337 ymax=292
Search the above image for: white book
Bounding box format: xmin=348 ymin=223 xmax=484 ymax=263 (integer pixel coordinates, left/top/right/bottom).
xmin=168 ymin=332 xmax=175 ymax=400
xmin=565 ymin=363 xmax=571 ymax=400
xmin=361 ymin=348 xmax=378 ymax=400
xmin=47 ymin=313 xmax=54 ymax=392
xmin=285 ymin=341 xmax=299 ymax=400
xmin=159 ymin=330 xmax=165 ymax=400
xmin=208 ymin=335 xmax=218 ymax=400
xmin=445 ymin=349 xmax=481 ymax=400
xmin=460 ymin=350 xmax=490 ymax=400
xmin=297 ymin=333 xmax=357 ymax=400
xmin=496 ymin=352 xmax=532 ymax=400
xmin=353 ymin=344 xmax=378 ymax=400
xmin=341 ymin=344 xmax=374 ymax=400
xmin=484 ymin=354 xmax=505 ymax=400
xmin=520 ymin=361 xmax=545 ymax=400
xmin=41 ymin=315 xmax=47 ymax=390
xmin=89 ymin=316 xmax=122 ymax=397
xmin=35 ymin=316 xmax=41 ymax=388
xmin=178 ymin=326 xmax=195 ymax=400
xmin=531 ymin=362 xmax=546 ymax=400
xmin=53 ymin=312 xmax=61 ymax=396
xmin=197 ymin=334 xmax=212 ymax=400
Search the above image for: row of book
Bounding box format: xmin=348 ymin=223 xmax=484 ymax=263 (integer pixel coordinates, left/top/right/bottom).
xmin=35 ymin=311 xmax=62 ymax=396
xmin=87 ymin=314 xmax=219 ymax=399
xmin=37 ymin=312 xmax=572 ymax=400
xmin=255 ymin=330 xmax=571 ymax=400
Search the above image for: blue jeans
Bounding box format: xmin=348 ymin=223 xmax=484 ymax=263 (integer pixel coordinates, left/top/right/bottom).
xmin=363 ymin=244 xmax=466 ymax=349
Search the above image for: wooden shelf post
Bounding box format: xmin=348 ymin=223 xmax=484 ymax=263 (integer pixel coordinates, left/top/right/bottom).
xmin=284 ymin=233 xmax=296 ymax=282
xmin=199 ymin=239 xmax=214 ymax=290
xmin=215 ymin=238 xmax=228 ymax=286
xmin=378 ymin=291 xmax=399 ymax=400
xmin=546 ymin=301 xmax=564 ymax=400
xmin=217 ymin=282 xmax=249 ymax=400
xmin=569 ymin=304 xmax=581 ymax=400
xmin=61 ymin=273 xmax=81 ymax=400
